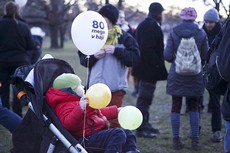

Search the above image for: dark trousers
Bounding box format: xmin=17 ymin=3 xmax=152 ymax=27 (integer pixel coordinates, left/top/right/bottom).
xmin=0 ymin=66 xmax=22 ymax=116
xmin=81 ymin=128 xmax=137 ymax=153
xmin=0 ymin=97 xmax=22 ymax=133
xmin=136 ymin=80 xmax=156 ymax=129
xmin=208 ymin=89 xmax=222 ymax=132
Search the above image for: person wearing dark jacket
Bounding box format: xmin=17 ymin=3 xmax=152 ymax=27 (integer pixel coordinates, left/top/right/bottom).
xmin=217 ymin=18 xmax=230 ymax=153
xmin=202 ymin=8 xmax=223 ymax=142
xmin=78 ymin=4 xmax=140 ymax=128
xmin=0 ymin=1 xmax=35 ymax=116
xmin=131 ymin=2 xmax=168 ymax=138
xmin=164 ymin=7 xmax=208 ymax=150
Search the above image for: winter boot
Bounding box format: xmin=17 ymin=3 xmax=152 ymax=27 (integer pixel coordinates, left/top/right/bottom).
xmin=191 ymin=136 xmax=201 ymax=150
xmin=172 ymin=137 xmax=183 ymax=150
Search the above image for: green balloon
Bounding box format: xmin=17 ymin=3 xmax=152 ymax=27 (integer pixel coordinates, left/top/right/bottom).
xmin=118 ymin=106 xmax=143 ymax=130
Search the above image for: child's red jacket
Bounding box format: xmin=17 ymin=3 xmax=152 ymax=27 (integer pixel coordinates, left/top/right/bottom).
xmin=46 ymin=87 xmax=118 ymax=139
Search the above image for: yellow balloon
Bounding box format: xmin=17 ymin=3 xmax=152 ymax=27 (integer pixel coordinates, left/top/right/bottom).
xmin=86 ymin=83 xmax=111 ymax=109
xmin=118 ymin=106 xmax=143 ymax=130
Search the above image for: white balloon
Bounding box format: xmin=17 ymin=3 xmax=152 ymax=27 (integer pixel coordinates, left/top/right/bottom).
xmin=71 ymin=11 xmax=108 ymax=55
xmin=15 ymin=0 xmax=27 ymax=8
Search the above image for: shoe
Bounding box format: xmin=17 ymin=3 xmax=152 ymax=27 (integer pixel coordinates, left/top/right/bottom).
xmin=191 ymin=137 xmax=201 ymax=151
xmin=172 ymin=137 xmax=184 ymax=150
xmin=136 ymin=130 xmax=157 ymax=138
xmin=146 ymin=123 xmax=160 ymax=134
xmin=213 ymin=131 xmax=223 ymax=142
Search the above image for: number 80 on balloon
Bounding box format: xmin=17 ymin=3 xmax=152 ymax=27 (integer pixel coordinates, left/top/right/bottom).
xmin=71 ymin=11 xmax=108 ymax=56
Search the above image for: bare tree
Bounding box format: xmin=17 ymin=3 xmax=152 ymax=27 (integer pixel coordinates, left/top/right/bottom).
xmin=22 ymin=0 xmax=79 ymax=48
xmin=201 ymin=0 xmax=229 ymax=17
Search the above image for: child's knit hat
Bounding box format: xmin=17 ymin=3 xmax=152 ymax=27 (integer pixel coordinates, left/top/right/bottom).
xmin=53 ymin=73 xmax=81 ymax=91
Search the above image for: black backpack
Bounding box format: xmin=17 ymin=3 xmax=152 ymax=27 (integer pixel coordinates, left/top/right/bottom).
xmin=203 ymin=19 xmax=229 ymax=95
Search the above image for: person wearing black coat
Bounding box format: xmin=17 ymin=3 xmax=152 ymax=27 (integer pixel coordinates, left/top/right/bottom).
xmin=0 ymin=1 xmax=35 ymax=116
xmin=132 ymin=2 xmax=168 ymax=138
xmin=216 ymin=18 xmax=230 ymax=153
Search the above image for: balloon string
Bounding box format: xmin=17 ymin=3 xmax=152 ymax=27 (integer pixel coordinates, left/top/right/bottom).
xmin=81 ymin=110 xmax=87 ymax=148
xmin=81 ymin=55 xmax=90 ymax=148
xmin=86 ymin=55 xmax=90 ymax=90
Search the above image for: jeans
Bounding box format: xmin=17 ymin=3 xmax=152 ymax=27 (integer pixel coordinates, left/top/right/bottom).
xmin=225 ymin=121 xmax=230 ymax=153
xmin=81 ymin=128 xmax=137 ymax=153
xmin=0 ymin=97 xmax=22 ymax=133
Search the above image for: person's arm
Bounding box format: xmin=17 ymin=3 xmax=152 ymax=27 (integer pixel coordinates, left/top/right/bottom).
xmin=112 ymin=32 xmax=140 ymax=67
xmin=164 ymin=32 xmax=176 ymax=63
xmin=78 ymin=51 xmax=100 ymax=68
xmin=25 ymin=24 xmax=36 ymax=51
xmin=100 ymin=105 xmax=118 ymax=120
xmin=56 ymin=102 xmax=85 ymax=131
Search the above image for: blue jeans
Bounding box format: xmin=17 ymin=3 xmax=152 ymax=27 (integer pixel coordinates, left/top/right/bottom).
xmin=225 ymin=121 xmax=230 ymax=153
xmin=80 ymin=128 xmax=137 ymax=153
xmin=0 ymin=97 xmax=22 ymax=133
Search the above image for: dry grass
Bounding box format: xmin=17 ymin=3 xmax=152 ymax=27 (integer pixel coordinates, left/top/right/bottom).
xmin=0 ymin=39 xmax=225 ymax=153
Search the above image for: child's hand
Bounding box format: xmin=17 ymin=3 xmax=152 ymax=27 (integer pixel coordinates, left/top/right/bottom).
xmin=80 ymin=96 xmax=88 ymax=110
xmin=118 ymin=107 xmax=123 ymax=112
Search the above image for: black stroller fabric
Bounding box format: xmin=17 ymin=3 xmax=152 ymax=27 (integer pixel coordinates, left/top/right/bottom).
xmin=11 ymin=58 xmax=82 ymax=153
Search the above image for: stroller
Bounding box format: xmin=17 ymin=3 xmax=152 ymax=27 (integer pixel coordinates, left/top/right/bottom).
xmin=10 ymin=56 xmax=87 ymax=153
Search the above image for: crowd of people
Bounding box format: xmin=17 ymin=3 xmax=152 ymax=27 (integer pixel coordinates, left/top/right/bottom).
xmin=0 ymin=1 xmax=230 ymax=153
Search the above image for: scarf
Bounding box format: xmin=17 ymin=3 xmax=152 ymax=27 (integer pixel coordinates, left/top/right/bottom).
xmin=102 ymin=25 xmax=122 ymax=49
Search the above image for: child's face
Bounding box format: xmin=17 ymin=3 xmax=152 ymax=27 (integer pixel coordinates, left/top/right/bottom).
xmin=75 ymin=85 xmax=85 ymax=97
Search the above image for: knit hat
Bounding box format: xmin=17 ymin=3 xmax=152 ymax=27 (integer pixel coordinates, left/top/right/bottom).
xmin=53 ymin=73 xmax=81 ymax=91
xmin=149 ymin=2 xmax=164 ymax=15
xmin=180 ymin=7 xmax=197 ymax=21
xmin=204 ymin=8 xmax=219 ymax=22
xmin=99 ymin=4 xmax=119 ymax=25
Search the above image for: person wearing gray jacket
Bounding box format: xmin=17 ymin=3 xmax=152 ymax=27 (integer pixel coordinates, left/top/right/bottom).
xmin=164 ymin=7 xmax=208 ymax=150
xmin=78 ymin=4 xmax=140 ymax=129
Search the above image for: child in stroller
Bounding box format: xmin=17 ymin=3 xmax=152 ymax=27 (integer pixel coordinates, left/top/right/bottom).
xmin=11 ymin=57 xmax=88 ymax=153
xmin=46 ymin=73 xmax=140 ymax=153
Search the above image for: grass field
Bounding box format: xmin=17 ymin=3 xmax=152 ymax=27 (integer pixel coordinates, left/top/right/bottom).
xmin=0 ymin=38 xmax=226 ymax=153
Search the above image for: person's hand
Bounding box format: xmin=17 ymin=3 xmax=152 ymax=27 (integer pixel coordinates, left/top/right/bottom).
xmin=118 ymin=107 xmax=123 ymax=112
xmin=104 ymin=45 xmax=115 ymax=54
xmin=94 ymin=50 xmax=106 ymax=59
xmin=80 ymin=96 xmax=88 ymax=110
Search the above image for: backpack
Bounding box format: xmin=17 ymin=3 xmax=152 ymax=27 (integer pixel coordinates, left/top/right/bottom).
xmin=175 ymin=31 xmax=201 ymax=75
xmin=203 ymin=19 xmax=229 ymax=95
